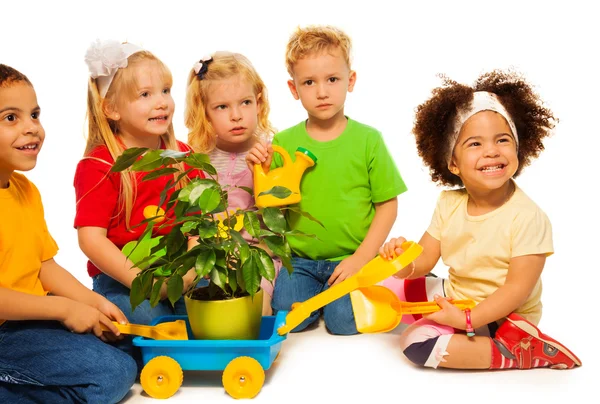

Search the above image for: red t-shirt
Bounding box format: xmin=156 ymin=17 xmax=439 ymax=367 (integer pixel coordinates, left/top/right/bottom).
xmin=74 ymin=141 xmax=204 ymax=277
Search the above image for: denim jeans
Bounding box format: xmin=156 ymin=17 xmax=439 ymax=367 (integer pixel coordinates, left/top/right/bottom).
xmin=93 ymin=273 xmax=189 ymax=371
xmin=0 ymin=320 xmax=136 ymax=403
xmin=271 ymin=256 xmax=358 ymax=335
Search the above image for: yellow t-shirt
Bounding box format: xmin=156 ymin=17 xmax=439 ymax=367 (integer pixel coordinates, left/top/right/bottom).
xmin=427 ymin=182 xmax=553 ymax=325
xmin=0 ymin=173 xmax=58 ymax=324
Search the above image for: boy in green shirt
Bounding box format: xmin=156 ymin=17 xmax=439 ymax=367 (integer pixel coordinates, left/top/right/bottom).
xmin=247 ymin=25 xmax=406 ymax=334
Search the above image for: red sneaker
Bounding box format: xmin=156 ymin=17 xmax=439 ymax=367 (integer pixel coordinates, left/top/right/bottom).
xmin=493 ymin=313 xmax=581 ymax=369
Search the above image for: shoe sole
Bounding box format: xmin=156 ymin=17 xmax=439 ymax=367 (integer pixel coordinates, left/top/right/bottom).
xmin=506 ymin=317 xmax=581 ymax=367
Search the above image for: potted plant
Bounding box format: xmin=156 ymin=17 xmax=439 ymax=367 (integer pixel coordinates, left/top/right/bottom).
xmin=111 ymin=147 xmax=319 ymax=340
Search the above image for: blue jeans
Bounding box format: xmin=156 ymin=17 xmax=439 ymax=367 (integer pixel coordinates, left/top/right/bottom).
xmin=0 ymin=320 xmax=136 ymax=403
xmin=271 ymin=256 xmax=358 ymax=335
xmin=93 ymin=273 xmax=188 ymax=371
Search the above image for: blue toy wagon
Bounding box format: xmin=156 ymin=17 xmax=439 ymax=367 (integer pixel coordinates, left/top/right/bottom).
xmin=133 ymin=311 xmax=287 ymax=399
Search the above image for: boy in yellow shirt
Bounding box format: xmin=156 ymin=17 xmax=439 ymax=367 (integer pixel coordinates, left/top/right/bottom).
xmin=0 ymin=64 xmax=136 ymax=402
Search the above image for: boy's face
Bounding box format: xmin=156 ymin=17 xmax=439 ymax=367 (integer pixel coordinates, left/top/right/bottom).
xmin=0 ymin=82 xmax=44 ymax=187
xmin=287 ymin=48 xmax=356 ymax=122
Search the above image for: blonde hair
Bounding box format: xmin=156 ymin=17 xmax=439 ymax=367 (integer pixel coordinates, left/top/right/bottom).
xmin=285 ymin=25 xmax=352 ymax=77
xmin=185 ymin=51 xmax=275 ymax=153
xmin=83 ymin=50 xmax=188 ymax=230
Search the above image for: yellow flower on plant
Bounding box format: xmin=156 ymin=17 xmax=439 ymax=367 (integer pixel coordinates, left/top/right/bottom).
xmin=214 ymin=209 xmax=244 ymax=238
xmin=143 ymin=205 xmax=165 ymax=222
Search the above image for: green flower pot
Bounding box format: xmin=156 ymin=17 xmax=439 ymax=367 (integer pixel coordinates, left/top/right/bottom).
xmin=184 ymin=288 xmax=263 ymax=340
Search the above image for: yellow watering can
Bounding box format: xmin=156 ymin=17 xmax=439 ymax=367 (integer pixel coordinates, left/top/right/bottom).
xmin=277 ymin=241 xmax=475 ymax=335
xmin=254 ymin=145 xmax=317 ymax=208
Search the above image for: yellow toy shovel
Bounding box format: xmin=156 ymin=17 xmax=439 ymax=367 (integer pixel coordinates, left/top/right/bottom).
xmin=101 ymin=320 xmax=188 ymax=340
xmin=350 ymin=286 xmax=476 ymax=333
xmin=277 ymin=241 xmax=423 ymax=335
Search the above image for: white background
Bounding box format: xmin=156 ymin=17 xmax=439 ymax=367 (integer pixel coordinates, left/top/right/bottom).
xmin=1 ymin=0 xmax=597 ymax=403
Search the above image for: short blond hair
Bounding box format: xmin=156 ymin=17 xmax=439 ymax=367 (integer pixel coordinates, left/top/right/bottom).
xmin=285 ymin=25 xmax=352 ymax=77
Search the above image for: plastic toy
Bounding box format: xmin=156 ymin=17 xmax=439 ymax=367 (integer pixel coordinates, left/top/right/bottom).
xmin=101 ymin=320 xmax=188 ymax=340
xmin=254 ymin=145 xmax=316 ymax=208
xmin=278 ymin=241 xmax=475 ymax=335
xmin=132 ymin=312 xmax=287 ymax=399
xmin=350 ymin=286 xmax=475 ymax=333
xmin=130 ymin=241 xmax=476 ymax=400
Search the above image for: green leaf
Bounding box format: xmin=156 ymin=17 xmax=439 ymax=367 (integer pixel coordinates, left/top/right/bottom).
xmin=285 ymin=206 xmax=325 ymax=228
xmin=236 ymin=265 xmax=246 ymax=291
xmin=210 ymin=266 xmax=227 ymax=290
xmin=141 ymin=270 xmax=154 ymax=297
xmin=130 ymin=276 xmax=146 ymax=310
xmin=242 ymin=254 xmax=261 ymax=296
xmin=195 ymin=250 xmax=216 ymax=278
xmin=149 ymin=278 xmax=164 ymax=307
xmin=258 ymin=229 xmax=276 ymax=237
xmin=185 ymin=154 xmax=217 ymax=175
xmin=284 ymin=230 xmax=317 ymax=238
xmin=264 ymin=236 xmax=292 ymax=262
xmin=158 ymin=178 xmax=174 ymax=210
xmin=197 ymin=222 xmax=218 ymax=238
xmin=175 ymin=167 xmax=194 ymax=184
xmin=131 ymin=150 xmax=165 ymax=172
xmin=174 ymin=200 xmax=189 ymax=218
xmin=153 ymin=266 xmax=172 ymax=277
xmin=229 ymin=271 xmax=238 ymax=293
xmin=160 ymin=149 xmax=189 ymax=160
xmin=262 ymin=207 xmax=287 ymax=233
xmin=186 ymin=180 xmax=217 ymax=205
xmin=237 ymin=186 xmax=254 ymax=195
xmin=111 ymin=147 xmax=148 ymax=172
xmin=255 ymin=248 xmax=276 ymax=281
xmin=180 ymin=221 xmax=198 ymax=234
xmin=142 ymin=167 xmax=179 ymax=182
xmin=167 ymin=275 xmax=184 ymax=306
xmin=229 ymin=230 xmax=249 ymax=247
xmin=243 ymin=211 xmax=262 ymax=238
xmin=198 ymin=188 xmax=221 ymax=212
xmin=258 ymin=186 xmax=293 ymax=199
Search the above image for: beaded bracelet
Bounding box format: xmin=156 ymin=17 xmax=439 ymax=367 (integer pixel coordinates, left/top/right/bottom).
xmin=464 ymin=308 xmax=475 ymax=337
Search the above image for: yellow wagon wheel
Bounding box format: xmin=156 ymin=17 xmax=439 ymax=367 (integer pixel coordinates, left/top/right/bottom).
xmin=140 ymin=356 xmax=183 ymax=399
xmin=222 ymin=356 xmax=265 ymax=399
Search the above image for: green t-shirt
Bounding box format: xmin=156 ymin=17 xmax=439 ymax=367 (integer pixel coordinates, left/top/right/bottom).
xmin=272 ymin=117 xmax=407 ymax=261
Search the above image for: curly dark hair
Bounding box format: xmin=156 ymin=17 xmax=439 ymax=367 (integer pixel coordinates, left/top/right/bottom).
xmin=413 ymin=69 xmax=557 ymax=187
xmin=0 ymin=64 xmax=31 ymax=88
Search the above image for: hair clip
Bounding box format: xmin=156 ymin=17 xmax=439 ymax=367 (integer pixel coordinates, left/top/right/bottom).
xmin=193 ymin=56 xmax=214 ymax=80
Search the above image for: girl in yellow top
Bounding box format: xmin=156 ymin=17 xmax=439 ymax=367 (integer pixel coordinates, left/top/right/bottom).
xmin=380 ymin=70 xmax=581 ymax=370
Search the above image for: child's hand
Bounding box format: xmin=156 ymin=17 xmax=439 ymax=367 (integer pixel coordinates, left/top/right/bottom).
xmin=379 ymin=236 xmax=408 ymax=260
xmin=60 ymin=298 xmax=119 ymax=341
xmin=423 ymin=295 xmax=465 ymax=330
xmin=246 ymin=141 xmax=273 ymax=172
xmin=328 ymin=255 xmax=364 ymax=286
xmin=93 ymin=295 xmax=127 ymax=342
xmin=379 ymin=236 xmax=415 ymax=279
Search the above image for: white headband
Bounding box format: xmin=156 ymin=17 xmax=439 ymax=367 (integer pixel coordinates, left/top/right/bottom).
xmin=447 ymin=91 xmax=518 ymax=164
xmin=84 ymin=39 xmax=143 ymax=98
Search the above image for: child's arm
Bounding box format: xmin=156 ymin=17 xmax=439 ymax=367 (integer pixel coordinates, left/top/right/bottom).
xmin=379 ymin=232 xmax=441 ymax=278
xmin=78 ymin=226 xmax=142 ymax=288
xmin=0 ymin=261 xmax=124 ymax=339
xmin=39 ymin=258 xmax=128 ymax=330
xmin=328 ymin=197 xmax=398 ymax=286
xmin=426 ymin=254 xmax=546 ymax=330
